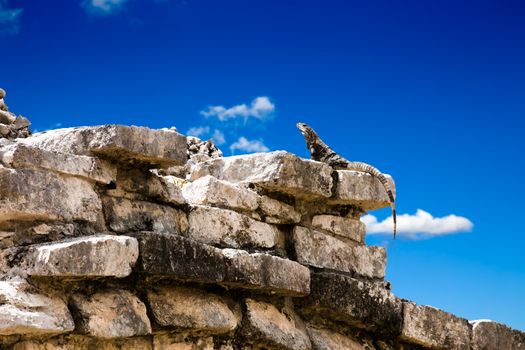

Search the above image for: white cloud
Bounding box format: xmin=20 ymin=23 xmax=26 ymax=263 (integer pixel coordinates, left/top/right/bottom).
xmin=186 ymin=126 xmax=210 ymax=138
xmin=362 ymin=209 xmax=473 ymax=239
xmin=82 ymin=0 xmax=128 ymax=15
xmin=201 ymin=96 xmax=275 ymax=122
xmin=212 ymin=129 xmax=226 ymax=145
xmin=0 ymin=0 xmax=22 ymax=34
xmin=230 ymin=137 xmax=269 ymax=154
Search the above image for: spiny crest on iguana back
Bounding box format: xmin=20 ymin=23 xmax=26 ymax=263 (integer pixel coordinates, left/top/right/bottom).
xmin=296 ymin=122 xmax=397 ymax=238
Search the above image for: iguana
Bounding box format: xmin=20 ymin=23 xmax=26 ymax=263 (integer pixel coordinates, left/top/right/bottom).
xmin=296 ymin=122 xmax=397 ymax=238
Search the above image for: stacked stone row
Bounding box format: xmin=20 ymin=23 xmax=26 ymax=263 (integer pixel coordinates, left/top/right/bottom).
xmin=0 ymin=125 xmax=522 ymax=350
xmin=0 ymin=89 xmax=31 ymax=139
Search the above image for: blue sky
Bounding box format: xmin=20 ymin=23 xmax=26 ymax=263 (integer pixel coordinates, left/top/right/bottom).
xmin=2 ymin=0 xmax=524 ymax=330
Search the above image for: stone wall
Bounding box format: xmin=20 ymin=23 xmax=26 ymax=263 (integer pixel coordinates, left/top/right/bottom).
xmin=0 ymin=125 xmax=523 ymax=350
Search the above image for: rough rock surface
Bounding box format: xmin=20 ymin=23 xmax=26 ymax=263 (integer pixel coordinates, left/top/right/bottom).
xmin=470 ymin=320 xmax=525 ymax=350
xmin=0 ymin=120 xmax=521 ymax=350
xmin=22 ymin=235 xmax=138 ymax=278
xmin=0 ymin=279 xmax=74 ymax=335
xmin=293 ymin=226 xmax=386 ymax=279
xmin=147 ymin=286 xmax=238 ymax=333
xmin=241 ymin=299 xmax=311 ymax=350
xmin=22 ymin=125 xmax=187 ymax=167
xmin=401 ymin=302 xmax=471 ymax=350
xmin=0 ymin=88 xmax=31 ymax=139
xmin=70 ymin=290 xmax=151 ymax=338
xmin=189 ymin=151 xmax=333 ymax=199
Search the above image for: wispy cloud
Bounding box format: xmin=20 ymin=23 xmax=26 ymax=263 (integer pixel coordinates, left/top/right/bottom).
xmin=187 ymin=126 xmax=226 ymax=145
xmin=82 ymin=0 xmax=129 ymax=15
xmin=201 ymin=96 xmax=275 ymax=122
xmin=362 ymin=209 xmax=473 ymax=239
xmin=0 ymin=0 xmax=22 ymax=34
xmin=230 ymin=137 xmax=269 ymax=154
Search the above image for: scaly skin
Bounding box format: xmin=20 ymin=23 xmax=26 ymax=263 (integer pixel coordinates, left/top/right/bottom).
xmin=296 ymin=122 xmax=397 ymax=238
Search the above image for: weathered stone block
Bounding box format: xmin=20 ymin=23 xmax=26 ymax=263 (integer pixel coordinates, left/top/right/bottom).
xmin=241 ymin=299 xmax=311 ymax=350
xmin=292 ymin=226 xmax=386 ymax=279
xmin=311 ymin=214 xmax=365 ymax=243
xmin=189 ymin=151 xmax=333 ymax=199
xmin=0 ymin=167 xmax=102 ymax=223
xmin=0 ymin=142 xmax=117 ymax=184
xmin=187 ymin=206 xmax=283 ymax=250
xmin=0 ymin=279 xmax=74 ymax=335
xmin=23 ymin=125 xmax=187 ymax=167
xmin=307 ymin=326 xmax=373 ymax=350
xmin=182 ymin=175 xmax=259 ymax=212
xmin=153 ymin=335 xmax=214 ymax=350
xmin=70 ymin=290 xmax=151 ymax=338
xmin=14 ymin=337 xmax=153 ymax=350
xmin=103 ymin=196 xmax=188 ymax=234
xmin=471 ymin=320 xmax=525 ymax=350
xmin=147 ymin=286 xmax=238 ymax=333
xmin=22 ymin=235 xmax=138 ymax=278
xmin=297 ymin=273 xmax=402 ymax=337
xmin=137 ymin=231 xmax=226 ymax=283
xmin=223 ymin=249 xmax=310 ymax=296
xmin=259 ymin=195 xmax=301 ymax=224
xmin=329 ymin=170 xmax=395 ymax=210
xmin=401 ymin=302 xmax=471 ymax=350
xmin=137 ymin=232 xmax=309 ymax=296
xmin=116 ymin=168 xmax=185 ymax=205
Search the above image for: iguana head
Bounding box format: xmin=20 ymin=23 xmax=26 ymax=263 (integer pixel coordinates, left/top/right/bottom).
xmin=296 ymin=122 xmax=316 ymax=145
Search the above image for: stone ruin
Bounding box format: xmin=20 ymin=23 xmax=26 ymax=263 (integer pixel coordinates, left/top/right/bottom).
xmin=0 ymin=89 xmax=31 ymax=140
xmin=0 ymin=122 xmax=523 ymax=349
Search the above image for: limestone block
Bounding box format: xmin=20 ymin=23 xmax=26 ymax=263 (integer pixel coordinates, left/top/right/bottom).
xmin=401 ymin=302 xmax=471 ymax=350
xmin=307 ymin=326 xmax=372 ymax=350
xmin=103 ymin=196 xmax=188 ymax=234
xmin=189 ymin=151 xmax=333 ymax=199
xmin=471 ymin=320 xmax=525 ymax=350
xmin=311 ymin=214 xmax=365 ymax=243
xmin=187 ymin=206 xmax=283 ymax=250
xmin=137 ymin=232 xmax=310 ymax=296
xmin=297 ymin=273 xmax=402 ymax=337
xmin=0 ymin=167 xmax=102 ymax=223
xmin=0 ymin=279 xmax=74 ymax=335
xmin=116 ymin=168 xmax=185 ymax=205
xmin=153 ymin=335 xmax=214 ymax=350
xmin=329 ymin=170 xmax=396 ymax=210
xmin=70 ymin=290 xmax=152 ymax=338
xmin=22 ymin=125 xmax=187 ymax=167
xmin=223 ymin=249 xmax=310 ymax=296
xmin=137 ymin=231 xmax=227 ymax=283
xmin=259 ymin=195 xmax=301 ymax=224
xmin=0 ymin=142 xmax=117 ymax=184
xmin=182 ymin=175 xmax=259 ymax=212
xmin=292 ymin=226 xmax=386 ymax=279
xmin=22 ymin=235 xmax=138 ymax=278
xmin=14 ymin=337 xmax=153 ymax=350
xmin=241 ymin=299 xmax=311 ymax=350
xmin=147 ymin=286 xmax=238 ymax=334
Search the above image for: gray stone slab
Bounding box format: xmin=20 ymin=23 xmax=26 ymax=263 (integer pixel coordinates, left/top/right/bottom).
xmin=189 ymin=151 xmax=333 ymax=199
xmin=293 ymin=226 xmax=386 ymax=279
xmin=0 ymin=142 xmax=117 ymax=184
xmin=0 ymin=167 xmax=102 ymax=223
xmin=470 ymin=320 xmax=525 ymax=350
xmin=296 ymin=273 xmax=402 ymax=337
xmin=311 ymin=214 xmax=365 ymax=243
xmin=0 ymin=279 xmax=74 ymax=336
xmin=329 ymin=170 xmax=395 ymax=210
xmin=22 ymin=125 xmax=187 ymax=167
xmin=22 ymin=235 xmax=138 ymax=278
xmin=401 ymin=301 xmax=471 ymax=350
xmin=187 ymin=206 xmax=283 ymax=250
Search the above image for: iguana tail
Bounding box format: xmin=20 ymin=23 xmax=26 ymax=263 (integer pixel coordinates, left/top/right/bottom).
xmin=345 ymin=161 xmax=397 ymax=239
